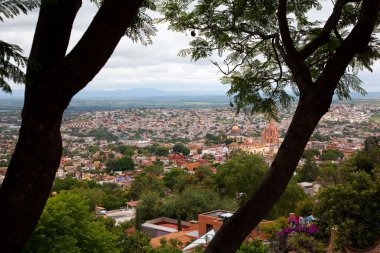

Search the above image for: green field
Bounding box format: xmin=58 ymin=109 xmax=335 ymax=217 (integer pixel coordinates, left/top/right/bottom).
xmin=369 ymin=115 xmax=380 ymax=123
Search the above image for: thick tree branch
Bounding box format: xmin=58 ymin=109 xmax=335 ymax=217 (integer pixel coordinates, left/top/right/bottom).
xmin=0 ymin=2 xmax=84 ymax=251
xmin=205 ymin=1 xmax=379 ymax=252
xmin=205 ymin=94 xmax=330 ymax=253
xmin=272 ymin=37 xmax=283 ymax=82
xmin=24 ymin=0 xmax=82 ymax=119
xmin=317 ymin=0 xmax=380 ymax=92
xmin=277 ymin=0 xmax=298 ymax=60
xmin=27 ymin=0 xmax=81 ymax=80
xmin=333 ymin=26 xmax=344 ymax=44
xmin=0 ymin=1 xmax=145 ymax=252
xmin=40 ymin=0 xmax=144 ymax=107
xmin=277 ymin=0 xmax=312 ymax=93
xmin=299 ymin=0 xmax=349 ymax=60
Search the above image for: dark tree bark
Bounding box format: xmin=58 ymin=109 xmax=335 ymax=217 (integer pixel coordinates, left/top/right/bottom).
xmin=205 ymin=0 xmax=380 ymax=252
xmin=0 ymin=0 xmax=144 ymax=252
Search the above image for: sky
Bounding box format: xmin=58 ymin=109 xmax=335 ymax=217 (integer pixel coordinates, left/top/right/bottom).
xmin=2 ymin=1 xmax=380 ymax=96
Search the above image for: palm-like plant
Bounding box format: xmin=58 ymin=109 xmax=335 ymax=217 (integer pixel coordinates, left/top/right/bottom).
xmin=0 ymin=0 xmax=40 ymax=93
xmin=0 ymin=0 xmax=156 ymax=93
xmin=0 ymin=41 xmax=28 ymax=93
xmin=0 ymin=0 xmax=39 ymax=21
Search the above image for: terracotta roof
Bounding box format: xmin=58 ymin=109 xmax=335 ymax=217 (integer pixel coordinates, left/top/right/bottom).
xmin=150 ymin=230 xmax=197 ymax=248
xmin=186 ymin=162 xmax=201 ymax=172
xmin=126 ymin=200 xmax=140 ymax=207
xmin=169 ymin=154 xmax=186 ymax=160
xmin=126 ymin=227 xmax=135 ymax=236
xmin=198 ymin=159 xmax=209 ymax=166
xmin=176 ymin=160 xmax=188 ymax=166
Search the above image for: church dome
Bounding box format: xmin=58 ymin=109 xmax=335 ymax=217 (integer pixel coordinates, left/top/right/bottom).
xmin=231 ymin=125 xmax=240 ymax=135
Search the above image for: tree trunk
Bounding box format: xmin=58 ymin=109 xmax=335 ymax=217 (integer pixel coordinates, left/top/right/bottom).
xmin=205 ymin=91 xmax=333 ymax=253
xmin=0 ymin=0 xmax=143 ymax=252
xmin=206 ymin=0 xmax=380 ymax=251
xmin=0 ymin=91 xmax=66 ymax=253
xmin=0 ymin=0 xmax=81 ymax=251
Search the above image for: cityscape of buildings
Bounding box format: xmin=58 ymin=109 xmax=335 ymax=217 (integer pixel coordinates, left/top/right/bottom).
xmin=0 ymin=102 xmax=379 ymax=251
xmin=1 ymin=103 xmax=379 ymax=180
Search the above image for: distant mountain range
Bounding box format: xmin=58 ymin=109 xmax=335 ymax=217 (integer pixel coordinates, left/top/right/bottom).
xmin=74 ymin=88 xmax=229 ymax=98
xmin=341 ymin=91 xmax=380 ymax=100
xmin=0 ymin=88 xmax=228 ymax=99
xmin=2 ymin=88 xmax=380 ymax=100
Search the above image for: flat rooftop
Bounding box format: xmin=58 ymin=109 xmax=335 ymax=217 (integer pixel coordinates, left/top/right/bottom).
xmin=203 ymin=210 xmax=234 ymax=218
xmin=141 ymin=223 xmax=177 ymax=233
xmin=155 ymin=221 xmax=190 ymax=230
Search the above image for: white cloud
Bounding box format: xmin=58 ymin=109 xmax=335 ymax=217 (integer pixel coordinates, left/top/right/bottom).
xmin=2 ymin=1 xmax=380 ymax=93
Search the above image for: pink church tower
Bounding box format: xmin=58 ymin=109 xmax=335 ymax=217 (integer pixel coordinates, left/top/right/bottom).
xmin=261 ymin=121 xmax=279 ymax=146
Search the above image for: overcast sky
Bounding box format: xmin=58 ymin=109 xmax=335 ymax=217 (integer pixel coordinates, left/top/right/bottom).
xmin=2 ymin=1 xmax=380 ymax=96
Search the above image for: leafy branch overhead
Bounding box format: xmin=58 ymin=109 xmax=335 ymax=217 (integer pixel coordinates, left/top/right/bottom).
xmin=159 ymin=0 xmax=380 ymax=119
xmin=0 ymin=0 xmax=40 ymax=21
xmin=0 ymin=41 xmax=28 ymax=93
xmin=0 ymin=0 xmax=157 ymax=95
xmin=0 ymin=0 xmax=40 ymax=93
xmin=0 ymin=1 xmax=149 ymax=251
xmin=91 ymin=0 xmax=157 ymax=46
xmin=1 ymin=0 xmax=157 ymax=46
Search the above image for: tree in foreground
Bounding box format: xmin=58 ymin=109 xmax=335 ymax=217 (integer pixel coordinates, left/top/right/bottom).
xmin=23 ymin=191 xmax=120 ymax=253
xmin=258 ymin=217 xmax=324 ymax=253
xmin=160 ymin=0 xmax=380 ymax=252
xmin=297 ymin=158 xmax=319 ymax=182
xmin=236 ymin=240 xmax=269 ymax=253
xmin=215 ymin=155 xmax=305 ymax=219
xmin=135 ymin=188 xmax=237 ymax=228
xmin=316 ymin=147 xmax=380 ymax=250
xmin=129 ymin=172 xmax=166 ymax=200
xmin=0 ymin=0 xmax=154 ymax=251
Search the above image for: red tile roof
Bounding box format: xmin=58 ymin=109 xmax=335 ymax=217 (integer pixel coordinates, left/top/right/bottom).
xmin=126 ymin=200 xmax=140 ymax=208
xmin=150 ymin=230 xmax=197 ymax=249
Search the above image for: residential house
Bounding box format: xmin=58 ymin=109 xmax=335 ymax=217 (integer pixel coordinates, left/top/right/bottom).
xmin=141 ymin=217 xmax=196 ymax=238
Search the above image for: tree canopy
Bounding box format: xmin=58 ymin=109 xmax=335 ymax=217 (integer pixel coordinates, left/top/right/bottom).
xmin=297 ymin=158 xmax=320 ymax=182
xmin=159 ymin=0 xmax=380 ymax=252
xmin=135 ymin=187 xmax=238 ymax=228
xmin=172 ymin=143 xmax=190 ymax=155
xmin=0 ymin=0 xmax=40 ymax=93
xmin=215 ymin=155 xmax=306 ymax=219
xmin=320 ymin=149 xmax=344 ymax=161
xmin=302 ymin=149 xmax=320 ymax=160
xmin=0 ymin=40 xmax=29 ymax=93
xmin=0 ymin=1 xmax=153 ymax=250
xmin=315 ymin=148 xmax=380 ymax=250
xmin=236 ymin=240 xmax=269 ymax=253
xmin=160 ymin=0 xmax=377 ymax=118
xmin=106 ymin=156 xmax=135 ymax=172
xmin=23 ymin=191 xmax=121 ymax=253
xmin=128 ymin=172 xmax=166 ymax=200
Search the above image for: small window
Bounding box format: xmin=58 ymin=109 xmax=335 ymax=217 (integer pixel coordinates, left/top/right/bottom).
xmin=206 ymin=224 xmax=213 ymax=232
